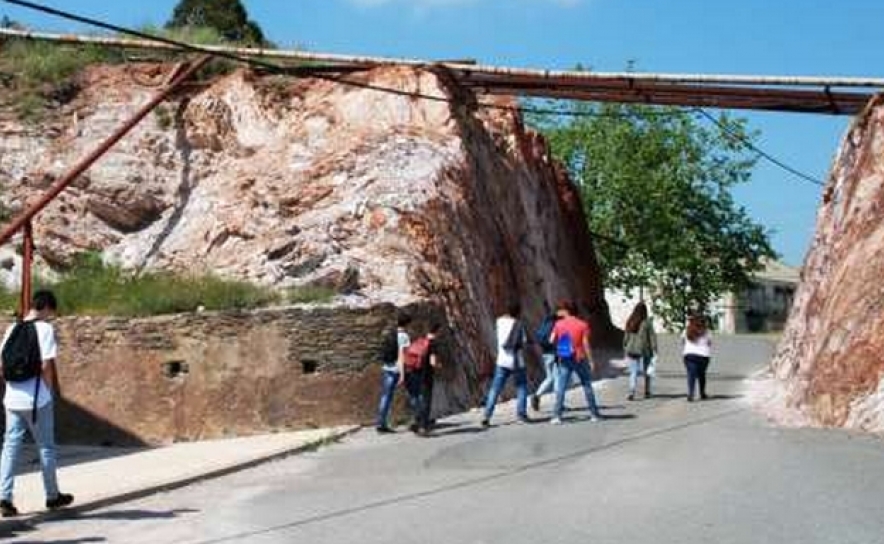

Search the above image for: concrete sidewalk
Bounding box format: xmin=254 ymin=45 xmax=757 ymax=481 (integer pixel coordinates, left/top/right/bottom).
xmin=7 ymin=425 xmax=359 ymax=521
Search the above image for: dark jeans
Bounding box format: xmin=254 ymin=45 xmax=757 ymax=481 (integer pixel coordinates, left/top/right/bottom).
xmin=483 ymin=366 xmax=528 ymax=421
xmin=403 ymin=370 xmax=424 ymax=426
xmin=684 ymin=354 xmax=710 ymax=399
xmin=419 ymin=367 xmax=435 ymax=429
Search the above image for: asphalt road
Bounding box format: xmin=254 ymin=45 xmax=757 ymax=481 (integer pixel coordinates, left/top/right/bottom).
xmin=7 ymin=335 xmax=884 ymax=544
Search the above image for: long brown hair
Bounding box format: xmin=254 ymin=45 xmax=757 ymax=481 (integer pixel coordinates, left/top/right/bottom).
xmin=625 ymin=302 xmax=648 ymax=334
xmin=686 ymin=315 xmax=707 ymax=342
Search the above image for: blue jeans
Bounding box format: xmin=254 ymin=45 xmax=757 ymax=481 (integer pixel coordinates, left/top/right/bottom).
xmin=484 ymin=366 xmax=528 ymax=421
xmin=1 ymin=403 xmax=60 ymax=502
xmin=376 ymin=368 xmax=400 ymax=428
xmin=534 ymin=353 xmax=561 ymax=398
xmin=554 ymin=358 xmax=600 ymax=419
xmin=627 ymin=355 xmax=652 ymax=395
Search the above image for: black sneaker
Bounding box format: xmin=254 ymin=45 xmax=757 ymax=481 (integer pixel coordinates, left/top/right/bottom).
xmin=375 ymin=426 xmax=395 ymax=434
xmin=530 ymin=394 xmax=540 ymax=412
xmin=627 ymin=393 xmax=636 ymax=401
xmin=46 ymin=493 xmax=74 ymax=510
xmin=0 ymin=500 xmax=19 ymax=518
xmin=480 ymin=419 xmax=490 ymax=428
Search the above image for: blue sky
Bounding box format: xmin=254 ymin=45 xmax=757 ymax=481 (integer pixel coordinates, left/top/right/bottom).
xmin=4 ymin=0 xmax=882 ymax=266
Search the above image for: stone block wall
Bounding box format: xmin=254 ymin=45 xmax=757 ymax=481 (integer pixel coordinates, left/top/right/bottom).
xmin=2 ymin=303 xmax=449 ymax=446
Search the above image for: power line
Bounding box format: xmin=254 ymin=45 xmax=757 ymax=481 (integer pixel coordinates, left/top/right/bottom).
xmin=693 ymin=108 xmax=826 ymax=187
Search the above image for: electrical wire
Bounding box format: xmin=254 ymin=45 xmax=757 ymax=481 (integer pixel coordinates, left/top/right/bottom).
xmin=694 ymin=108 xmax=826 ymax=187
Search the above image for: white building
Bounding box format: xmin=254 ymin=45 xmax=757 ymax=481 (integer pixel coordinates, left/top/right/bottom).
xmin=605 ymin=260 xmax=801 ymax=334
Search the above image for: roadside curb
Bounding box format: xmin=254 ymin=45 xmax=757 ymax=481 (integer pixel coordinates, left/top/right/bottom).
xmin=9 ymin=425 xmax=361 ymax=526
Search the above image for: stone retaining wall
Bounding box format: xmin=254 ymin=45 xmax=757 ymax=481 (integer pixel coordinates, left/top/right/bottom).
xmin=2 ymin=303 xmax=449 ymax=446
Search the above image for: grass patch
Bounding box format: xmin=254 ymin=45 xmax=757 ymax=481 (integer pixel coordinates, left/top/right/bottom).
xmin=287 ymin=285 xmax=336 ymax=305
xmin=0 ymin=253 xmax=281 ymax=317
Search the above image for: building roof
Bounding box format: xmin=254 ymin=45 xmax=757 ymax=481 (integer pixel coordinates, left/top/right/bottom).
xmin=755 ymin=259 xmax=801 ymax=284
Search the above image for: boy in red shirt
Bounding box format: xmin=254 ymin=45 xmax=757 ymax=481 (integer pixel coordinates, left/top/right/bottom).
xmin=550 ymin=300 xmax=601 ymax=424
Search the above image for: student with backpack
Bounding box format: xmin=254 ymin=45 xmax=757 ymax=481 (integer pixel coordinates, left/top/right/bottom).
xmin=481 ymin=301 xmax=530 ymax=427
xmin=530 ymin=307 xmax=560 ymax=412
xmin=550 ymin=299 xmax=601 ymax=425
xmin=0 ymin=290 xmax=74 ymax=517
xmin=403 ymin=322 xmax=441 ymax=437
xmin=375 ymin=313 xmax=412 ymax=434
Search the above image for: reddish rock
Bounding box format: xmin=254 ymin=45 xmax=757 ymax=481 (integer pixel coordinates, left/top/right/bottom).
xmin=767 ymin=96 xmax=884 ymax=432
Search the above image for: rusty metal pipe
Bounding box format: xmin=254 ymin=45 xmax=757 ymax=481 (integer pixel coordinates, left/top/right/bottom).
xmin=19 ymin=221 xmax=32 ymax=315
xmin=3 ymin=27 xmax=884 ymax=89
xmin=0 ymin=55 xmax=212 ymax=249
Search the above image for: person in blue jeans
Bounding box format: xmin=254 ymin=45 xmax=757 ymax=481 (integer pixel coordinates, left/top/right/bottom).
xmin=530 ymin=310 xmax=561 ymax=412
xmin=481 ymin=301 xmax=530 ymax=427
xmin=0 ymin=290 xmax=74 ymax=517
xmin=550 ymin=300 xmax=601 ymax=424
xmin=376 ymin=313 xmax=412 ymax=433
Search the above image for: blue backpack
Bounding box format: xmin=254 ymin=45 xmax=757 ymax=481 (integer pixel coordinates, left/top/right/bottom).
xmin=556 ymin=332 xmax=575 ymax=359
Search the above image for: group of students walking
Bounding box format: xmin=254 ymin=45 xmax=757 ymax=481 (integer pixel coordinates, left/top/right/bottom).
xmin=376 ymin=298 xmax=716 ymax=435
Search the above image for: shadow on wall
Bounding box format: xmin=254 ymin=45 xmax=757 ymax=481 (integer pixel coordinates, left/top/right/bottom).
xmin=0 ymin=390 xmax=148 ymax=447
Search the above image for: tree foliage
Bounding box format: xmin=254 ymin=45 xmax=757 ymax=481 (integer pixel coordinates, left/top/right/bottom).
xmin=166 ymin=0 xmax=267 ymax=46
xmin=531 ymin=102 xmax=776 ymax=327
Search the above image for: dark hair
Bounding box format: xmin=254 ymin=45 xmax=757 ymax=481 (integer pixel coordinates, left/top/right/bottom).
xmin=686 ymin=314 xmax=707 ymax=342
xmin=33 ymin=289 xmax=58 ymax=312
xmin=507 ymin=300 xmax=521 ymax=317
xmin=556 ymin=299 xmax=576 ymax=315
xmin=429 ymin=321 xmax=443 ymax=334
xmin=625 ymin=302 xmax=648 ymax=334
xmin=397 ymin=313 xmax=413 ymax=328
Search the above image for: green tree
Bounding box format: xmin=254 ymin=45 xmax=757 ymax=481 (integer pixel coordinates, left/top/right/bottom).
xmin=166 ymin=0 xmax=266 ymax=46
xmin=531 ymin=102 xmax=776 ymax=328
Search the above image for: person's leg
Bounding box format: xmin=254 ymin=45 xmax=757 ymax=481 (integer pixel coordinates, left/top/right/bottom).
xmin=483 ymin=366 xmax=510 ymax=423
xmin=698 ymin=357 xmax=710 ymax=399
xmin=376 ymin=369 xmax=399 ymax=429
xmin=420 ymin=369 xmax=435 ymax=429
xmin=29 ymin=404 xmax=60 ymax=501
xmin=574 ymin=362 xmax=601 ymax=419
xmin=643 ymin=356 xmax=653 ymax=398
xmin=514 ymin=367 xmax=529 ymax=420
xmin=684 ymin=356 xmax=697 ymax=400
xmin=1 ymin=409 xmax=27 ymax=505
xmin=627 ymin=355 xmax=640 ymax=399
xmin=404 ymin=371 xmax=423 ymax=429
xmin=553 ymin=359 xmax=574 ymax=421
xmin=535 ymin=354 xmax=555 ymax=397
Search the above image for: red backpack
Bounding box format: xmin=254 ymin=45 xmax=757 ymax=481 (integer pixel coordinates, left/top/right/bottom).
xmin=404 ymin=336 xmax=431 ymax=370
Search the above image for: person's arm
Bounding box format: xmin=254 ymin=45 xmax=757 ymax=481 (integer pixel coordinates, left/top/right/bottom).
xmin=42 ymin=358 xmax=61 ymax=399
xmin=583 ymin=334 xmax=596 ymax=373
xmin=397 ymin=347 xmax=406 ymax=385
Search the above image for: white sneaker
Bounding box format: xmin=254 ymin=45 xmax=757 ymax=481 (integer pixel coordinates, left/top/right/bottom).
xmin=589 ymin=415 xmax=601 ymax=423
xmin=550 ymin=417 xmax=563 ymax=425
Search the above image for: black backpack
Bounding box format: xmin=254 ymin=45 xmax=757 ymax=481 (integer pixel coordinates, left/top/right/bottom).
xmin=379 ymin=329 xmax=399 ymax=365
xmin=2 ymin=321 xmax=42 ymax=383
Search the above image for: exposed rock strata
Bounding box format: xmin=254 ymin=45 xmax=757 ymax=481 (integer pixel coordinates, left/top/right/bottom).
xmin=1 ymin=64 xmax=615 ymax=439
xmin=766 ymin=96 xmax=884 ymax=432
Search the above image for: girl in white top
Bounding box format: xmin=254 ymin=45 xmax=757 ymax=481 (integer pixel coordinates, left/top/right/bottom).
xmin=682 ymin=315 xmax=712 ymax=401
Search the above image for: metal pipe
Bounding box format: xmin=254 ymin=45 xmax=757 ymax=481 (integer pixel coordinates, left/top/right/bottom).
xmin=0 ymin=55 xmax=212 ymax=249
xmin=19 ymin=222 xmax=32 ymax=316
xmin=3 ymin=27 xmax=884 ymax=89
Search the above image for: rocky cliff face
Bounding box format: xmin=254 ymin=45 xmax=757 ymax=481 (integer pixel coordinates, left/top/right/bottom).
xmin=766 ymin=96 xmax=884 ymax=432
xmin=1 ymin=63 xmax=614 ymax=422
